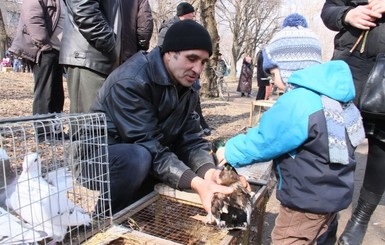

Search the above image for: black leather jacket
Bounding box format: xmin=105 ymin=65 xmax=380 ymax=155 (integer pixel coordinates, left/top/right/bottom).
xmin=321 ymin=0 xmax=385 ymax=140
xmin=90 ymin=47 xmax=216 ymax=188
xmin=60 ymin=0 xmax=153 ymax=75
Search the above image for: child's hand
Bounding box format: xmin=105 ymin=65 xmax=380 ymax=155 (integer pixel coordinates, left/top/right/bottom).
xmin=215 ymin=147 xmax=227 ymax=166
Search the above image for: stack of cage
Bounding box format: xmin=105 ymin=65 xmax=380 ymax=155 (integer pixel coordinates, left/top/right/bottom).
xmin=0 ymin=113 xmax=111 ymax=244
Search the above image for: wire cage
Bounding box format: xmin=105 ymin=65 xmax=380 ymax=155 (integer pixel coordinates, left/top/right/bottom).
xmin=0 ymin=113 xmax=112 ymax=244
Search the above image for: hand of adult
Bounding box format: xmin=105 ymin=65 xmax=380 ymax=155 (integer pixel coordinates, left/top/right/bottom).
xmin=369 ymin=0 xmax=385 ymax=15
xmin=191 ymin=177 xmax=233 ymax=213
xmin=345 ymin=5 xmax=380 ymax=30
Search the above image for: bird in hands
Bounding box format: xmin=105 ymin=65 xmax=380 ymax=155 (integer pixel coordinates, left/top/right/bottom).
xmin=210 ymin=164 xmax=252 ymax=230
xmin=6 ymin=152 xmax=91 ymax=243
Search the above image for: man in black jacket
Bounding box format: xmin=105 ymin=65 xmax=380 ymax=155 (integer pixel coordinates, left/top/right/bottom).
xmin=60 ymin=0 xmax=153 ymax=113
xmin=90 ymin=20 xmax=239 ymax=214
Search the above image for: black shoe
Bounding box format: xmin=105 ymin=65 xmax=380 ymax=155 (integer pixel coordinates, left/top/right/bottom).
xmin=241 ymin=93 xmax=245 ymax=97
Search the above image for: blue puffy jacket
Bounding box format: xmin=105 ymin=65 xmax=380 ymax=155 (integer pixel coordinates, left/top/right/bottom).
xmin=225 ymin=60 xmax=359 ymax=213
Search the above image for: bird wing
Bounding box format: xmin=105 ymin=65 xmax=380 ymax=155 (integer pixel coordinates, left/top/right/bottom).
xmin=45 ymin=167 xmax=91 ymax=226
xmin=0 ymin=148 xmax=9 ymax=160
xmin=0 ymin=206 xmax=47 ymax=244
xmin=45 ymin=167 xmax=73 ymax=192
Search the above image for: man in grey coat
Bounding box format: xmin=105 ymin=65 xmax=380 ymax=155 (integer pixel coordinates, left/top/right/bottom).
xmin=60 ymin=0 xmax=153 ymax=113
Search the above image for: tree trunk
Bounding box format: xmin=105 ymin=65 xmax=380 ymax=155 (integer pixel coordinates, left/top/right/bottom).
xmin=0 ymin=8 xmax=7 ymax=60
xmin=199 ymin=0 xmax=220 ymax=98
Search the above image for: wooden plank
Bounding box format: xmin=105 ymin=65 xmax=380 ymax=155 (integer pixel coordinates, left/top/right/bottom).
xmin=249 ymin=100 xmax=275 ymax=127
xmin=154 ymin=183 xmax=202 ymax=207
xmin=121 ymin=230 xmax=183 ymax=245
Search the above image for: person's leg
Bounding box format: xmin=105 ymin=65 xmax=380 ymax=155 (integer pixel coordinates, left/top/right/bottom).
xmin=338 ymin=136 xmax=385 ymax=245
xmin=32 ymin=51 xmax=61 ymax=115
xmin=317 ymin=214 xmax=338 ymax=245
xmin=272 ymin=205 xmax=334 ymax=245
xmin=256 ymin=86 xmax=266 ymax=100
xmin=108 ymin=144 xmax=152 ymax=213
xmin=67 ymin=66 xmax=106 ymax=113
xmin=49 ymin=51 xmax=64 ymax=113
xmin=83 ymin=144 xmax=152 ymax=215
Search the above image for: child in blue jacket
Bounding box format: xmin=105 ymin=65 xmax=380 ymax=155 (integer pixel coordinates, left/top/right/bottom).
xmin=216 ymin=60 xmax=365 ymax=244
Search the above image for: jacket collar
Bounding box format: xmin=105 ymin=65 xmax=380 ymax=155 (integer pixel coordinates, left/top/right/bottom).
xmin=146 ymin=47 xmax=174 ymax=86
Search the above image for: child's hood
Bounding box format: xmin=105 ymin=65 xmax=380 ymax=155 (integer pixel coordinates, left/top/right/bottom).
xmin=287 ymin=60 xmax=355 ymax=103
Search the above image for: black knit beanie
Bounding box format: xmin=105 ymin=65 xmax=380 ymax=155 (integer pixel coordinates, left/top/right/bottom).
xmin=176 ymin=2 xmax=195 ymax=16
xmin=162 ymin=20 xmax=212 ymax=56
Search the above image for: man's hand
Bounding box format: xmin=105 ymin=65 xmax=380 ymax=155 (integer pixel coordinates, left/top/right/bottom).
xmin=345 ymin=5 xmax=380 ymax=30
xmin=191 ymin=176 xmax=233 ymax=213
xmin=369 ymin=0 xmax=385 ymax=15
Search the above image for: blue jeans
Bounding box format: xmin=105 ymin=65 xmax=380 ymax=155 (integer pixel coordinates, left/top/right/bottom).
xmin=83 ymin=144 xmax=152 ymax=214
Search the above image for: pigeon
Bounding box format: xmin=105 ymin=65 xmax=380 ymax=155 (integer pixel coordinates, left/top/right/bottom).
xmin=45 ymin=166 xmax=74 ymax=193
xmin=6 ymin=153 xmax=92 ymax=243
xmin=0 ymin=206 xmax=47 ymax=244
xmin=0 ymin=148 xmax=17 ymax=208
xmin=210 ymin=164 xmax=252 ymax=230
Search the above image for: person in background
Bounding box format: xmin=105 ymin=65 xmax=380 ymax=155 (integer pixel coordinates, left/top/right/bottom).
xmin=158 ymin=2 xmax=211 ymax=136
xmin=217 ymin=53 xmax=228 ymax=76
xmin=88 ymin=20 xmax=247 ymax=214
xmin=157 ymin=2 xmax=196 ymax=47
xmin=321 ymin=1 xmax=385 ymax=244
xmin=255 ymin=50 xmax=271 ymax=100
xmin=9 ymin=0 xmax=66 ymax=137
xmin=263 ymin=13 xmax=322 ymax=93
xmin=236 ymin=55 xmax=253 ymax=97
xmin=216 ymin=58 xmax=365 ymax=244
xmin=12 ymin=56 xmax=21 ymax=72
xmin=60 ymin=0 xmax=153 ymax=113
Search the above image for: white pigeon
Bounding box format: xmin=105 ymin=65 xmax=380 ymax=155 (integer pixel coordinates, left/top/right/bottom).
xmin=0 ymin=148 xmax=17 ymax=208
xmin=0 ymin=206 xmax=47 ymax=244
xmin=45 ymin=166 xmax=74 ymax=193
xmin=6 ymin=153 xmax=92 ymax=243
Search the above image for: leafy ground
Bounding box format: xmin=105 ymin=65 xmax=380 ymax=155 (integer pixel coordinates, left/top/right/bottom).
xmin=0 ymin=71 xmax=384 ymax=244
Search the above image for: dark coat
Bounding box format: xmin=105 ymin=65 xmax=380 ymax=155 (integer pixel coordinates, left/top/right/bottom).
xmin=90 ymin=47 xmax=216 ymax=188
xmin=59 ymin=0 xmax=153 ymax=75
xmin=157 ymin=16 xmax=179 ymax=47
xmin=321 ymin=0 xmax=385 ymax=139
xmin=237 ymin=59 xmax=253 ymax=94
xmin=9 ymin=0 xmax=62 ymax=62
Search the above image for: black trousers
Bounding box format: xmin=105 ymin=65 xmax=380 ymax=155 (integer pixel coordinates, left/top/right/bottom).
xmin=32 ymin=50 xmax=64 ymax=115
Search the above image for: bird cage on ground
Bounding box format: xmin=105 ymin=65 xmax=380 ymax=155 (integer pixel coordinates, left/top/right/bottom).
xmin=0 ymin=113 xmax=111 ymax=244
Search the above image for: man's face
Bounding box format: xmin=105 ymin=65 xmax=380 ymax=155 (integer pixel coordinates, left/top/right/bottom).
xmin=164 ymin=50 xmax=209 ymax=87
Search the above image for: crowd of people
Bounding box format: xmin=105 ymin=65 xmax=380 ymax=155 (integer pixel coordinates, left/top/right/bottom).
xmin=3 ymin=0 xmax=384 ymax=244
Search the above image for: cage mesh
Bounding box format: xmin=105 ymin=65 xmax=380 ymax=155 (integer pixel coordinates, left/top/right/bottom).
xmin=0 ymin=113 xmax=112 ymax=244
xmin=122 ymin=196 xmax=229 ymax=245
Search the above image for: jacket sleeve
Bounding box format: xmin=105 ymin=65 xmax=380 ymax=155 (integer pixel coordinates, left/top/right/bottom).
xmin=321 ymin=0 xmax=353 ymax=32
xmin=22 ymin=1 xmax=52 ymax=50
xmin=137 ymin=0 xmax=154 ymax=50
xmin=224 ymin=89 xmax=314 ymax=168
xmin=65 ymin=0 xmax=116 ymax=54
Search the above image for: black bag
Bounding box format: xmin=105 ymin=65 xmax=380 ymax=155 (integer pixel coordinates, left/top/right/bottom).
xmin=358 ymin=53 xmax=385 ymax=118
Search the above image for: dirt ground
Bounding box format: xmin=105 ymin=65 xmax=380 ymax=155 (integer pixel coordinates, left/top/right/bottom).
xmin=0 ymin=71 xmax=384 ymax=244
